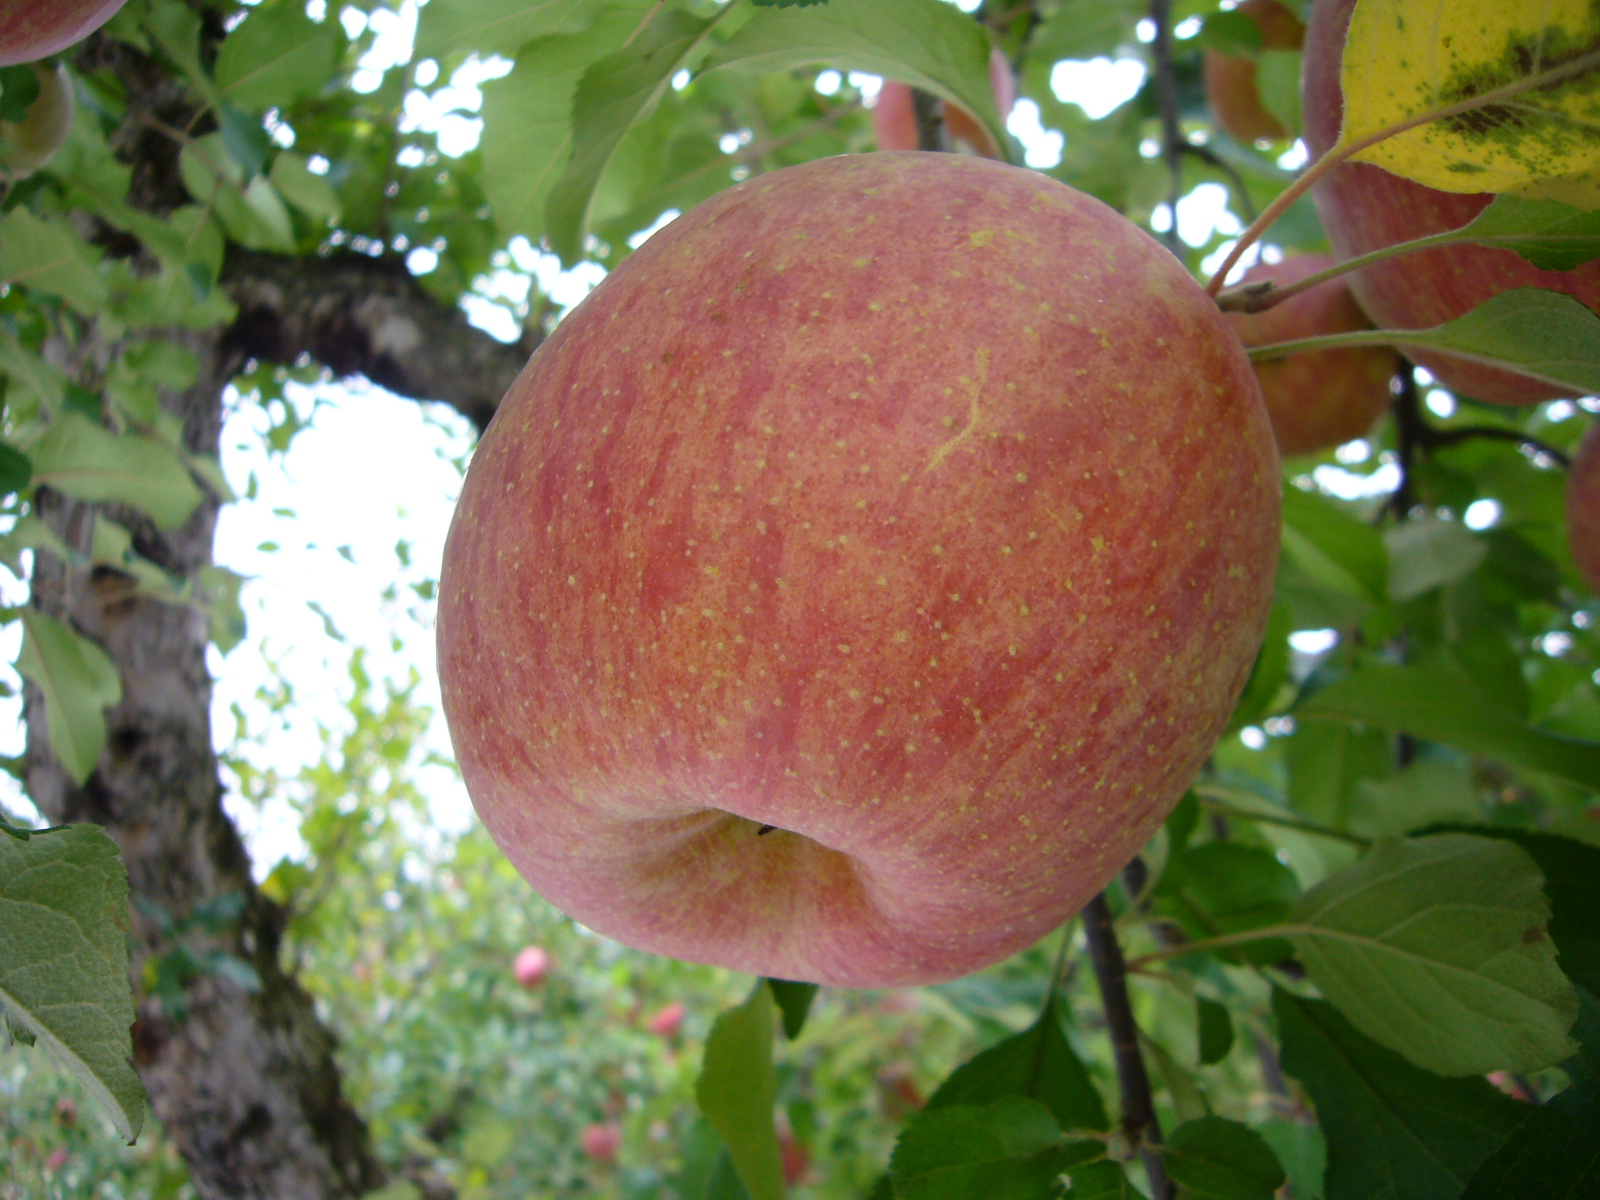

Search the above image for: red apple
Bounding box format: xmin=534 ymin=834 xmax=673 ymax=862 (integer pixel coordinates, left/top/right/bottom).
xmin=1203 ymin=0 xmax=1305 ymax=144
xmin=1227 ymin=254 xmax=1397 ymax=456
xmin=872 ymin=46 xmax=1015 ymax=159
xmin=646 ymin=1001 xmax=685 ymax=1037
xmin=0 ymin=0 xmax=126 ymax=66
xmin=512 ymin=945 xmax=551 ymax=987
xmin=1302 ymin=0 xmax=1600 ymax=405
xmin=436 ymin=152 xmax=1280 ymax=988
xmin=1568 ymin=422 xmax=1600 ymax=597
xmin=580 ymin=1121 xmax=622 ymax=1164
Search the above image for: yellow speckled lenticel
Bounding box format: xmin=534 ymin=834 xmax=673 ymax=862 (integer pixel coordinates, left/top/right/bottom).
xmin=437 ymin=152 xmax=1280 ymax=988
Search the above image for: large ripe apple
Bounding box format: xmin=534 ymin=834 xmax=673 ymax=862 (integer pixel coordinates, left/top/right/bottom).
xmin=872 ymin=47 xmax=1015 ymax=159
xmin=1227 ymin=254 xmax=1396 ymax=457
xmin=1203 ymin=0 xmax=1304 ymax=145
xmin=0 ymin=0 xmax=126 ymax=66
xmin=1569 ymin=422 xmax=1600 ymax=597
xmin=437 ymin=152 xmax=1280 ymax=988
xmin=1302 ymin=0 xmax=1600 ymax=405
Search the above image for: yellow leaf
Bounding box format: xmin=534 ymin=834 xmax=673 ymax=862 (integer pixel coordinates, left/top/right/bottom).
xmin=1338 ymin=0 xmax=1600 ymax=206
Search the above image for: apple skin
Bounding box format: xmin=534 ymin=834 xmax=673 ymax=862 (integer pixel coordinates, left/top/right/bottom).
xmin=436 ymin=152 xmax=1280 ymax=988
xmin=1203 ymin=0 xmax=1304 ymax=144
xmin=1568 ymin=423 xmax=1600 ymax=597
xmin=872 ymin=47 xmax=1015 ymax=159
xmin=579 ymin=1122 xmax=622 ymax=1164
xmin=1227 ymin=254 xmax=1397 ymax=457
xmin=0 ymin=0 xmax=126 ymax=66
xmin=512 ymin=945 xmax=551 ymax=987
xmin=1302 ymin=0 xmax=1600 ymax=406
xmin=0 ymin=62 xmax=74 ymax=181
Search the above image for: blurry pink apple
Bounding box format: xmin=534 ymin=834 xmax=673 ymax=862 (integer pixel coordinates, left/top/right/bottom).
xmin=580 ymin=1121 xmax=622 ymax=1164
xmin=512 ymin=945 xmax=551 ymax=988
xmin=646 ymin=1001 xmax=685 ymax=1037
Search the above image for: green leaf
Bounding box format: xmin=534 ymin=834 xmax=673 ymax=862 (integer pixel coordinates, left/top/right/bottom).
xmin=0 ymin=442 xmax=32 ymax=497
xmin=1063 ymin=1160 xmax=1134 ymax=1199
xmin=214 ymin=0 xmax=343 ymax=112
xmin=1255 ymin=50 xmax=1301 ymax=138
xmin=1275 ymin=990 xmax=1528 ymax=1200
xmin=1194 ymin=11 xmax=1263 ymax=57
xmin=545 ymin=6 xmax=724 ymax=264
xmin=27 ymin=412 xmax=205 ymax=531
xmin=1163 ymin=1117 xmax=1286 ymax=1200
xmin=1228 ymin=598 xmax=1290 ymax=733
xmin=765 ymin=978 xmax=817 ymax=1040
xmin=1197 ymin=996 xmax=1234 ymax=1066
xmin=17 ymin=612 xmax=121 ymax=786
xmin=0 ymin=824 xmax=145 ymax=1142
xmin=270 ymin=152 xmax=341 ymax=224
xmin=1280 ymin=486 xmax=1388 ymax=606
xmin=415 ymin=0 xmax=607 ymax=61
xmin=0 ymin=208 xmax=109 ymax=315
xmin=1459 ymin=195 xmax=1600 ymax=272
xmin=705 ymin=0 xmax=1005 ymax=163
xmin=1386 ymin=288 xmax=1600 ymax=396
xmin=1461 ymin=987 xmax=1600 ymax=1200
xmin=1028 ymin=0 xmax=1141 ymax=62
xmin=1295 ymin=662 xmax=1600 ymax=792
xmin=1384 ymin=515 xmax=1487 ymax=601
xmin=1423 ymin=827 xmax=1600 ymax=998
xmin=479 ymin=5 xmax=652 ymax=248
xmin=889 ymin=1096 xmax=1090 ymax=1200
xmin=924 ymin=994 xmax=1108 ymax=1134
xmin=1287 ymin=833 xmax=1578 ymax=1076
xmin=696 ymin=981 xmax=783 ymax=1200
xmin=1157 ymin=841 xmax=1299 ymax=962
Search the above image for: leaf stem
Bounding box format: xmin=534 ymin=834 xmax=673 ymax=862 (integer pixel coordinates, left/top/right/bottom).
xmin=1217 ymin=228 xmax=1461 ymax=312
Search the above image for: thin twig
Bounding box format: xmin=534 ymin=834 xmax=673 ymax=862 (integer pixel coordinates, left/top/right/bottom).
xmin=911 ymin=88 xmax=948 ymax=153
xmin=1147 ymin=0 xmax=1184 ymax=253
xmin=1181 ymin=142 xmax=1257 ymax=222
xmin=1082 ymin=893 xmax=1174 ymax=1200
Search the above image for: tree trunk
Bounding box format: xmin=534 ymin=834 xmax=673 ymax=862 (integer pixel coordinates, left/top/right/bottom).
xmin=23 ymin=326 xmax=388 ymax=1199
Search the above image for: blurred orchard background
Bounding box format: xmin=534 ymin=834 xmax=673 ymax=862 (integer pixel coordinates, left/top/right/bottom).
xmin=4 ymin=0 xmax=1599 ymax=1197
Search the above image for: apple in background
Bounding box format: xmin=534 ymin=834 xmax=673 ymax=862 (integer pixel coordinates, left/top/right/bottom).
xmin=580 ymin=1121 xmax=622 ymax=1164
xmin=775 ymin=1111 xmax=811 ymax=1185
xmin=437 ymin=152 xmax=1280 ymax=988
xmin=512 ymin=945 xmax=551 ymax=988
xmin=646 ymin=1001 xmax=685 ymax=1037
xmin=0 ymin=62 xmax=74 ymax=180
xmin=876 ymin=1062 xmax=926 ymax=1122
xmin=1226 ymin=254 xmax=1397 ymax=457
xmin=1568 ymin=423 xmax=1600 ymax=597
xmin=1203 ymin=0 xmax=1304 ymax=144
xmin=0 ymin=0 xmax=126 ymax=66
xmin=872 ymin=46 xmax=1015 ymax=159
xmin=1303 ymin=0 xmax=1600 ymax=405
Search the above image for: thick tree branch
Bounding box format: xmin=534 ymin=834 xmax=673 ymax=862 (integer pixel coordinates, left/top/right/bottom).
xmin=224 ymin=249 xmax=536 ymax=434
xmin=1082 ymin=893 xmax=1174 ymax=1200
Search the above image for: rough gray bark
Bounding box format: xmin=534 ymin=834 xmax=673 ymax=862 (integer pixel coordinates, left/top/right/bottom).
xmin=24 ymin=326 xmax=389 ymax=1199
